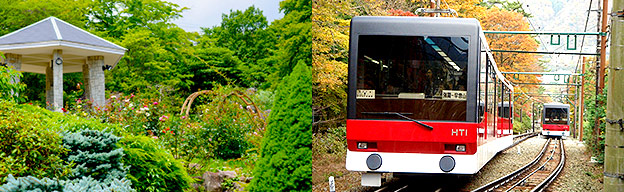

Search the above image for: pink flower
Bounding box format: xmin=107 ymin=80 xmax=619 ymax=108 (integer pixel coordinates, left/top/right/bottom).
xmin=181 ymin=116 xmax=187 ymax=119
xmin=153 ymin=102 xmax=158 ymax=105
xmin=131 ymin=93 xmax=135 ymax=98
xmin=152 ymin=136 xmax=158 ymax=139
xmin=209 ymin=138 xmax=212 ymax=142
xmin=159 ymin=115 xmax=169 ymax=122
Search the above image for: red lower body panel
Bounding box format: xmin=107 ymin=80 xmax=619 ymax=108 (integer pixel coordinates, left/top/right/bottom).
xmin=347 ymin=119 xmax=477 ymax=154
xmin=543 ymin=124 xmax=569 ymax=131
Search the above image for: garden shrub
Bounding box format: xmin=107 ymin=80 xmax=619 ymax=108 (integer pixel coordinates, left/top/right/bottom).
xmin=0 ymin=65 xmax=26 ymax=103
xmin=118 ymin=135 xmax=193 ymax=192
xmin=0 ymin=174 xmax=135 ymax=192
xmin=205 ymin=115 xmax=252 ymax=159
xmin=0 ymin=100 xmax=72 ymax=182
xmin=250 ymin=62 xmax=312 ymax=191
xmin=61 ymin=130 xmax=127 ymax=183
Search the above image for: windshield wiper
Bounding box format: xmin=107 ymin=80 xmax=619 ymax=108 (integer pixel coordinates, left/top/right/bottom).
xmin=361 ymin=112 xmax=434 ymax=130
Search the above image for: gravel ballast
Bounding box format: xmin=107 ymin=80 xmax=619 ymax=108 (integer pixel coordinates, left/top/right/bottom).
xmin=462 ymin=136 xmax=547 ymax=190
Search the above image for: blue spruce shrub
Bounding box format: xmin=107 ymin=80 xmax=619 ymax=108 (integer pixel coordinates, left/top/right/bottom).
xmin=61 ymin=129 xmax=127 ymax=183
xmin=0 ymin=174 xmax=135 ymax=192
xmin=0 ymin=129 xmax=135 ymax=192
xmin=0 ymin=174 xmax=63 ymax=191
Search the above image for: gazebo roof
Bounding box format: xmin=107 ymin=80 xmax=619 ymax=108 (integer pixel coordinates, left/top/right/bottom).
xmin=0 ymin=16 xmax=126 ymax=74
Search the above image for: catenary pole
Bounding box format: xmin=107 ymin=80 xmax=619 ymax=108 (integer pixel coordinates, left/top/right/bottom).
xmin=604 ymin=0 xmax=624 ymax=189
xmin=580 ymin=57 xmax=586 ymax=141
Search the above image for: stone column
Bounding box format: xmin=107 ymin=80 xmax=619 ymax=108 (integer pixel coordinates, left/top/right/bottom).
xmin=4 ymin=53 xmax=22 ymax=97
xmin=83 ymin=56 xmax=105 ymax=107
xmin=5 ymin=53 xmax=22 ymax=83
xmin=46 ymin=49 xmax=63 ymax=112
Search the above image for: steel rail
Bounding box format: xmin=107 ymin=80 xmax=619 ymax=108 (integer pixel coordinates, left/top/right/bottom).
xmin=470 ymin=138 xmax=552 ymax=192
xmin=532 ymin=139 xmax=566 ymax=192
xmin=501 ymin=132 xmax=539 ymax=152
xmin=505 ymin=138 xmax=560 ymax=191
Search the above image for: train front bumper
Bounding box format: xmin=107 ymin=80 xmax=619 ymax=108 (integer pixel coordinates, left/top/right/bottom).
xmin=345 ymin=151 xmax=479 ymax=174
xmin=542 ymin=130 xmax=569 ymax=137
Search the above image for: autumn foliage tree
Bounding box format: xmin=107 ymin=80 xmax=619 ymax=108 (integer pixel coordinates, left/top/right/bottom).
xmin=481 ymin=8 xmax=544 ymax=121
xmin=312 ymin=0 xmax=390 ymax=131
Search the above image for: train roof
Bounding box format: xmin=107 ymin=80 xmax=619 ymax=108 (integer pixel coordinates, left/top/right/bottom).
xmin=350 ymin=16 xmax=480 ymax=38
xmin=543 ymin=102 xmax=569 ymax=108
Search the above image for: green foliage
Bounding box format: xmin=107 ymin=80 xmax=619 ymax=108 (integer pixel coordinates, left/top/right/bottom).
xmin=513 ymin=112 xmax=535 ymax=134
xmin=267 ymin=0 xmax=312 ymax=84
xmin=184 ymin=47 xmax=245 ymax=90
xmin=0 ymin=66 xmax=26 ymax=103
xmin=0 ymin=0 xmax=90 ymax=36
xmin=118 ymin=135 xmax=192 ymax=192
xmin=206 ymin=116 xmax=252 ymax=159
xmin=203 ymin=6 xmax=274 ymax=87
xmin=584 ymin=88 xmax=607 ymax=163
xmin=0 ymin=100 xmax=72 ymax=182
xmin=312 ymin=126 xmax=346 ymax=157
xmin=62 ymin=130 xmax=127 ymax=183
xmin=250 ymin=62 xmax=312 ymax=191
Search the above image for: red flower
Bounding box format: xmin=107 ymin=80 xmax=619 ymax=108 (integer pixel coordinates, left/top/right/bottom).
xmin=61 ymin=108 xmax=67 ymax=112
xmin=162 ymin=130 xmax=166 ymax=133
xmin=165 ymin=127 xmax=170 ymax=131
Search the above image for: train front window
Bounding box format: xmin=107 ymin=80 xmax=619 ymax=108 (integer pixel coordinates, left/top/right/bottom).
xmin=544 ymin=108 xmax=568 ymax=124
xmin=355 ymin=35 xmax=469 ymax=121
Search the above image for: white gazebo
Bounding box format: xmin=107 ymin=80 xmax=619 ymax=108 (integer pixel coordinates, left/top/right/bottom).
xmin=0 ymin=16 xmax=126 ymax=111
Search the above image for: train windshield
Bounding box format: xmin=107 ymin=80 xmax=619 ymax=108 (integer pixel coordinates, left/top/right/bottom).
xmin=355 ymin=35 xmax=469 ymax=121
xmin=544 ymin=108 xmax=568 ymax=124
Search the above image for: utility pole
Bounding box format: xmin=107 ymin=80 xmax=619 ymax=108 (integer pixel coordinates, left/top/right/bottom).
xmin=594 ymin=0 xmax=609 ymax=153
xmin=532 ymin=102 xmax=535 ymax=133
xmin=604 ymin=0 xmax=624 ymax=189
xmin=580 ymin=57 xmax=586 ymax=141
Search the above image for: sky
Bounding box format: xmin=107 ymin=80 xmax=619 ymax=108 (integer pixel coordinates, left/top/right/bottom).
xmin=164 ymin=0 xmax=284 ymax=33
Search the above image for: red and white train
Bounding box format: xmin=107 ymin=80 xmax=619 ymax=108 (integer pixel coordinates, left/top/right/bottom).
xmin=345 ymin=16 xmax=514 ymax=186
xmin=541 ymin=103 xmax=570 ymax=137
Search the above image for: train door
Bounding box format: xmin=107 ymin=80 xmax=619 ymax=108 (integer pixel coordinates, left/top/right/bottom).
xmin=487 ymin=64 xmax=496 ymax=140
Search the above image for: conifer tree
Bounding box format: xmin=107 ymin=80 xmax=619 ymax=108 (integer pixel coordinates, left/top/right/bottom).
xmin=250 ymin=61 xmax=311 ymax=191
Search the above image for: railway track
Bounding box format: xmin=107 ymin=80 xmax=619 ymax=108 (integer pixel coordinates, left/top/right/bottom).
xmin=471 ymin=138 xmax=565 ymax=192
xmin=362 ymin=133 xmax=542 ymax=192
xmin=363 ymin=174 xmax=469 ymax=192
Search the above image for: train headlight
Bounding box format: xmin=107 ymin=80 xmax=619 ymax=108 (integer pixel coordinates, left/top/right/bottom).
xmin=439 ymin=155 xmax=455 ymax=172
xmin=455 ymin=144 xmax=466 ymax=152
xmin=357 ymin=142 xmax=368 ymax=149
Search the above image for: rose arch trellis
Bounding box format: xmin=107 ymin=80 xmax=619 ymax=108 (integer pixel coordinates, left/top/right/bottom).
xmin=179 ymin=90 xmax=267 ymax=135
